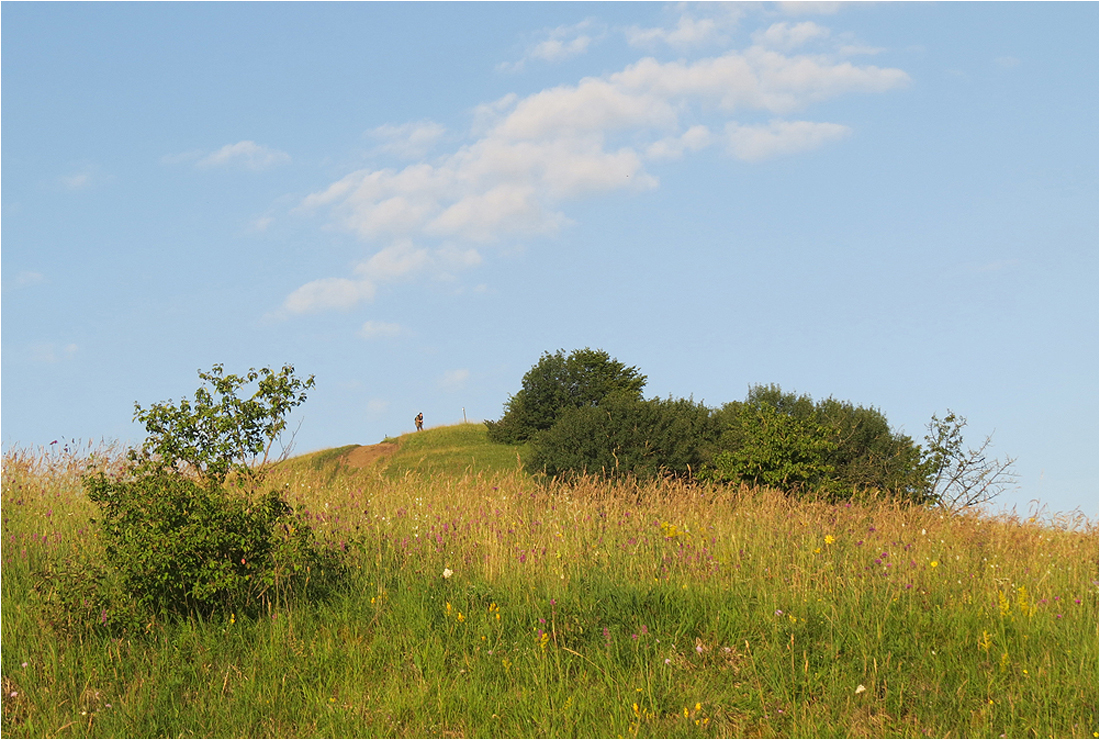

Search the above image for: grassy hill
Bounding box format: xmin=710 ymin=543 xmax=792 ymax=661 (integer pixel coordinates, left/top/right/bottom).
xmin=2 ymin=430 xmax=1097 ymax=738
xmin=284 ymin=422 xmax=528 ymax=481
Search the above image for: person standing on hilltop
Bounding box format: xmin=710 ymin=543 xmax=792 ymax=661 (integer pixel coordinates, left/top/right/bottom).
xmin=415 ymin=412 xmax=424 ymax=432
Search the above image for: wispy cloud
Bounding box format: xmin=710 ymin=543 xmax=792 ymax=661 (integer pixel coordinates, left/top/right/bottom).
xmin=31 ymin=342 xmax=78 ymax=364
xmin=280 ymin=240 xmax=482 ymax=315
xmin=58 ymin=162 xmax=107 ymax=190
xmin=499 ymin=20 xmax=603 ymax=73
xmin=197 ymin=141 xmax=290 ymax=170
xmin=165 ymin=141 xmax=290 ymax=171
xmin=368 ymin=120 xmax=448 ymax=159
xmin=724 ymin=120 xmax=851 ymax=161
xmin=625 ymin=7 xmax=742 ymax=51
xmin=359 ymin=320 xmax=403 ymax=339
xmin=15 ymin=271 xmax=45 ymax=287
xmin=438 ymin=368 xmax=470 ymax=391
xmin=365 ymin=398 xmax=389 ymax=418
xmin=752 ymin=21 xmax=830 ymax=51
xmin=777 ymin=2 xmax=843 ymax=17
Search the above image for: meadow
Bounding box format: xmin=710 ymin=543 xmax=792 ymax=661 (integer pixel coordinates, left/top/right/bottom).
xmin=2 ymin=425 xmax=1097 ymax=738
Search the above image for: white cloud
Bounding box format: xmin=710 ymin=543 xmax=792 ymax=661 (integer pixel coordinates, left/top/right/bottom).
xmin=838 ymin=44 xmax=885 ymax=57
xmin=286 ymin=26 xmax=908 ymax=316
xmin=197 ymin=141 xmax=290 ymax=171
xmin=365 ymin=398 xmax=390 ymax=418
xmin=724 ymin=119 xmax=851 ymax=161
xmin=60 ymin=172 xmax=92 ymax=190
xmin=282 ymin=277 xmax=374 ymax=314
xmin=359 ymin=320 xmax=403 ymax=339
xmin=58 ymin=162 xmax=107 ymax=190
xmin=281 ymin=241 xmax=483 ymax=315
xmin=753 ymin=21 xmax=830 ymax=51
xmin=354 ymin=241 xmax=432 ymax=283
xmin=369 ymin=120 xmax=447 ymax=159
xmin=529 ymin=22 xmax=596 ymax=62
xmin=438 ymin=368 xmax=470 ymax=391
xmin=646 ymin=125 xmax=714 ymax=160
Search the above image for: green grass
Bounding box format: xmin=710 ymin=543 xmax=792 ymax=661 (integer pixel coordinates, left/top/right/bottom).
xmin=3 ymin=429 xmax=1097 ymax=738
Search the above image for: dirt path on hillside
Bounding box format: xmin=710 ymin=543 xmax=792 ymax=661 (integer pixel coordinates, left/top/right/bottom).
xmin=344 ymin=442 xmax=399 ymax=469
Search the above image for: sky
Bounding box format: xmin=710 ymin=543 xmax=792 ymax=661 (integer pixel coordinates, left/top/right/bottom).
xmin=3 ymin=2 xmax=1097 ymax=521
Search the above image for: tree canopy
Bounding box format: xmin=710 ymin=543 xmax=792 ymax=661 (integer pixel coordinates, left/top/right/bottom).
xmin=485 ymin=348 xmax=647 ymax=443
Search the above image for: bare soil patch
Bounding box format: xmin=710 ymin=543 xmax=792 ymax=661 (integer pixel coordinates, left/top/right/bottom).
xmin=344 ymin=442 xmax=399 ymax=469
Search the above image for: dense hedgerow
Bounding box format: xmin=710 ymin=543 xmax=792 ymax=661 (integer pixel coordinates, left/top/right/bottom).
xmin=490 ymin=350 xmax=1007 ymax=507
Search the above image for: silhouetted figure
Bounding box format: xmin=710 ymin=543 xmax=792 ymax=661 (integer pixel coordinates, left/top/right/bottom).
xmin=415 ymin=412 xmax=424 ymax=432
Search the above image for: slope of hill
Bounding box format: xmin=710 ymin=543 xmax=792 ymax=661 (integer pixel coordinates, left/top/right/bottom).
xmin=3 ymin=430 xmax=1096 ymax=738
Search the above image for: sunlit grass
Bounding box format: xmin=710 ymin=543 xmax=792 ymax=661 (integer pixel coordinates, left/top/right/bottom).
xmin=3 ymin=431 xmax=1097 ymax=738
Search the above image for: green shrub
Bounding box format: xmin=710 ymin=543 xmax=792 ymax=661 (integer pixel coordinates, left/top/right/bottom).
xmin=84 ymin=473 xmax=343 ymax=617
xmin=707 ymin=400 xmax=839 ymax=493
xmin=705 ymin=384 xmax=929 ymax=501
xmin=486 ymin=348 xmax=647 ymax=443
xmin=77 ymin=364 xmax=346 ymax=620
xmin=527 ymin=392 xmax=716 ymax=480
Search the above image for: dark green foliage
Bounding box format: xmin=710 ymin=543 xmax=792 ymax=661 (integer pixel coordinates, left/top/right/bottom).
xmin=84 ymin=473 xmax=342 ymax=617
xmin=527 ymin=393 xmax=716 ymax=480
xmin=486 ymin=348 xmax=647 ymax=443
xmin=816 ymin=397 xmax=927 ymax=498
xmin=489 ymin=351 xmax=998 ymax=505
xmin=33 ymin=556 xmax=143 ymax=636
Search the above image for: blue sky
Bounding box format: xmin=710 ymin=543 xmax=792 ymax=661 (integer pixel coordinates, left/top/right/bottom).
xmin=3 ymin=2 xmax=1096 ymax=520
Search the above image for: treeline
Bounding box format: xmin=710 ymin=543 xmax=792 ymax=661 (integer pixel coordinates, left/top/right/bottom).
xmin=486 ymin=348 xmax=1014 ymax=506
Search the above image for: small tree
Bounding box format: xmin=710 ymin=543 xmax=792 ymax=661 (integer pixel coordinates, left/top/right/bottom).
xmin=131 ymin=363 xmax=315 ymax=486
xmin=923 ymin=411 xmax=1018 ymax=513
xmin=486 ymin=348 xmax=647 ymax=443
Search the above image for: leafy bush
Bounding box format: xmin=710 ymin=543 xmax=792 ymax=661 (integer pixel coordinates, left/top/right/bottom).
xmin=527 ymin=392 xmax=716 ymax=480
xmin=84 ymin=473 xmax=343 ymax=616
xmin=707 ymin=400 xmax=839 ymax=493
xmin=705 ymin=385 xmax=929 ymax=501
xmin=486 ymin=348 xmax=647 ymax=443
xmin=79 ymin=364 xmax=345 ymax=620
